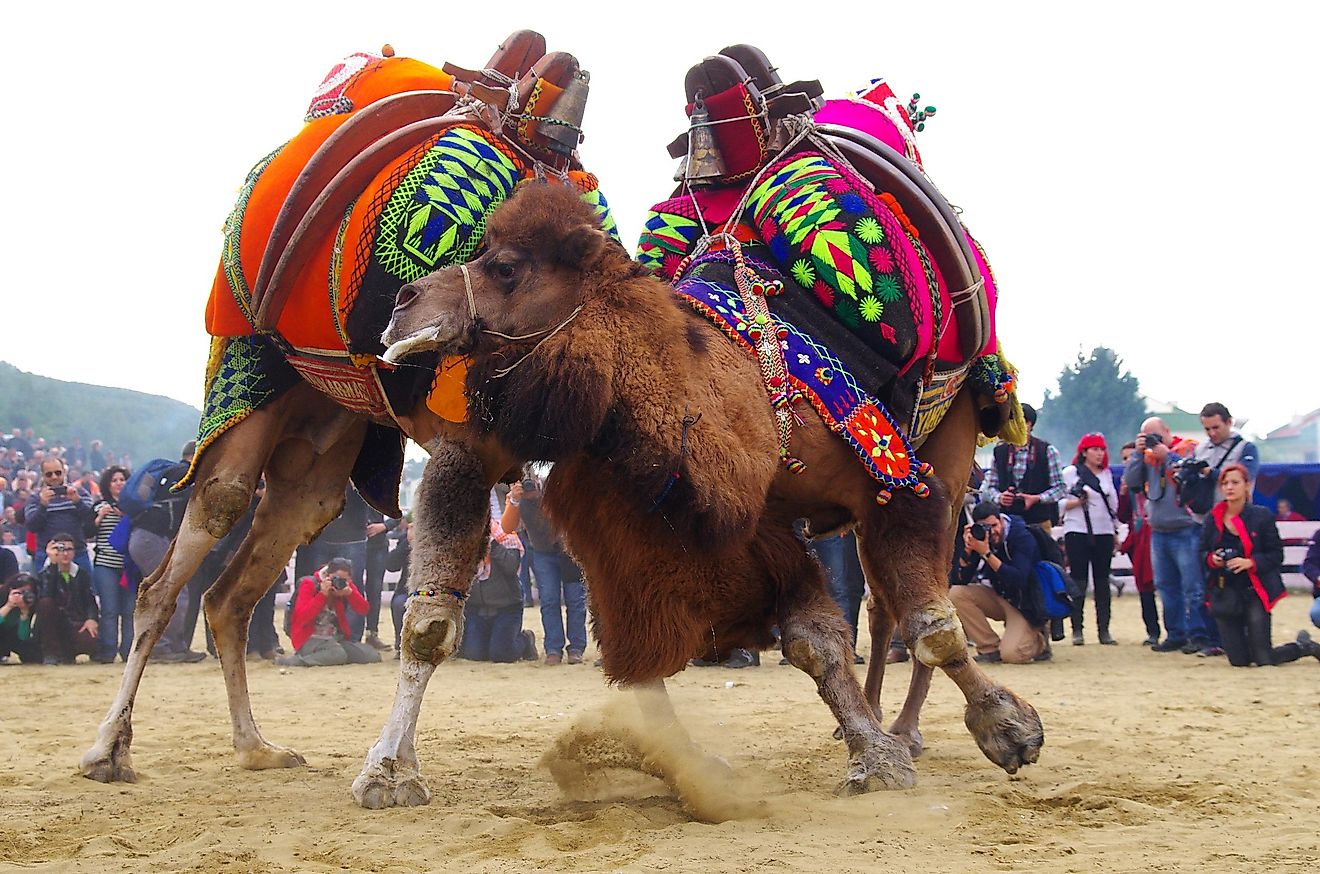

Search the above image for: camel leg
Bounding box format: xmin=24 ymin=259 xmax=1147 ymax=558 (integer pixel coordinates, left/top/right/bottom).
xmin=856 ymin=488 xmax=1043 ymax=776
xmin=204 ymin=420 xmax=366 ymax=770
xmin=353 ymin=438 xmax=496 ymax=809
xmin=80 ymin=409 xmax=274 ymax=783
xmin=778 ymin=545 xmax=916 ymax=794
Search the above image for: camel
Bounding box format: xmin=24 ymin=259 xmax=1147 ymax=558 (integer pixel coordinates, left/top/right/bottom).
xmin=77 ymin=32 xmax=599 ymax=785
xmin=361 ymin=181 xmax=1042 ymax=807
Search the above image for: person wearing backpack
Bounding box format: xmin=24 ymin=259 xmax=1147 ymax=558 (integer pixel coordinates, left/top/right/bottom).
xmin=949 ymin=502 xmax=1049 ymax=664
xmin=1061 ymin=433 xmax=1120 ymax=646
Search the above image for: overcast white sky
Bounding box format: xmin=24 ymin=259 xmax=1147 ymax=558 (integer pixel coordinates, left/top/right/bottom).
xmin=2 ymin=2 xmax=1315 ymax=439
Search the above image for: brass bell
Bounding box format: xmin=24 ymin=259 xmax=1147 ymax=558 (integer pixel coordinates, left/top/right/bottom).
xmin=537 ymin=69 xmax=590 ymax=156
xmin=682 ymin=94 xmax=726 ymax=185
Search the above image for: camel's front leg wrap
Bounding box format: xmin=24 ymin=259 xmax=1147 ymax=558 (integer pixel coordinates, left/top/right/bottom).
xmin=353 ymin=440 xmax=492 ymax=809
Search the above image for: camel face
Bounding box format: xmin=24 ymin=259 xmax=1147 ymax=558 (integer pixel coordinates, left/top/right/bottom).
xmin=381 ymin=183 xmax=608 ymax=365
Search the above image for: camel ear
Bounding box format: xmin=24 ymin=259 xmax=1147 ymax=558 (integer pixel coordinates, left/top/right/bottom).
xmin=558 ymin=224 xmax=606 ymax=269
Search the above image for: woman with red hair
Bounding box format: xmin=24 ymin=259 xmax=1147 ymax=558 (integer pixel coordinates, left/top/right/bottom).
xmin=1061 ymin=433 xmax=1119 ymax=645
xmin=1200 ymin=463 xmax=1320 ymax=667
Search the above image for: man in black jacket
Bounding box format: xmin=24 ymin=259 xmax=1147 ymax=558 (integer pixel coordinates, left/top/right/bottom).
xmin=32 ymin=533 xmax=99 ymax=664
xmin=949 ymin=503 xmax=1049 ymax=664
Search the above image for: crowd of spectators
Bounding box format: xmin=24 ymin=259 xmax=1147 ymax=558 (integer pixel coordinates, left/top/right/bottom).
xmin=4 ymin=407 xmax=1318 ymax=673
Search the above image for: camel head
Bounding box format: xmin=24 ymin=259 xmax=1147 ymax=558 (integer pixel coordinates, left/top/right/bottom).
xmin=381 ymin=182 xmax=613 ymax=365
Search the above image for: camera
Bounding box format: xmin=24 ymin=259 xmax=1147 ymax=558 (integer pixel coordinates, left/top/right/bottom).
xmin=331 ymin=577 xmax=349 ymax=591
xmin=21 ymin=590 xmax=35 ymax=607
xmin=521 ymin=477 xmax=538 ymax=493
xmin=1214 ymin=547 xmax=1243 ymax=564
xmin=1069 ymin=480 xmax=1089 ymax=499
xmin=1143 ymin=432 xmax=1162 ymax=449
xmin=1171 ymin=457 xmax=1209 ymax=488
xmin=969 ymin=523 xmax=988 ymax=542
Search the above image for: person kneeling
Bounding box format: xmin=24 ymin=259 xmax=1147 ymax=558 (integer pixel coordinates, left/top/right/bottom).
xmin=949 ymin=503 xmax=1048 ymax=665
xmin=277 ymin=558 xmax=381 ymax=667
xmin=461 ymin=532 xmax=536 ymax=664
xmin=0 ymin=574 xmax=42 ymax=664
xmin=33 ymin=534 xmax=99 ymax=665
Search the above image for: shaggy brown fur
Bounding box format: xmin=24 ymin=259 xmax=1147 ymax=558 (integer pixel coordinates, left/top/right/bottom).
xmin=382 ymin=182 xmax=1044 ymax=785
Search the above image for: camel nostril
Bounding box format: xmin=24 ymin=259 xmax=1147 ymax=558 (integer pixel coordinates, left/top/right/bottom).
xmin=395 ymin=284 xmax=419 ymax=309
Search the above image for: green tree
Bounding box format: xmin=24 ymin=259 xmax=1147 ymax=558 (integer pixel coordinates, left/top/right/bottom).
xmin=1035 ymin=347 xmax=1147 ymax=458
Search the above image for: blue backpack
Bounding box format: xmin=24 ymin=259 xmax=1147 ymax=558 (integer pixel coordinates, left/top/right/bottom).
xmin=117 ymin=458 xmax=181 ymax=518
xmin=1035 ymin=561 xmax=1074 ymax=620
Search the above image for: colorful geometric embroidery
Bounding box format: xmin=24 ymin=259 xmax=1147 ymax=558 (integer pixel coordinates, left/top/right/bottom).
xmin=374 ymin=126 xmax=521 ymax=283
xmin=674 ymin=252 xmax=927 ymax=502
xmin=637 ymin=200 xmax=703 ymax=276
xmin=220 ymin=144 xmax=286 ymax=325
xmin=578 ymin=186 xmax=622 ymax=245
xmin=971 ymin=352 xmax=1017 ymax=405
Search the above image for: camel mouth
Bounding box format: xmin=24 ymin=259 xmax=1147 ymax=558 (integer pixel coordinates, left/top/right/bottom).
xmin=381 ymin=326 xmax=445 ymax=364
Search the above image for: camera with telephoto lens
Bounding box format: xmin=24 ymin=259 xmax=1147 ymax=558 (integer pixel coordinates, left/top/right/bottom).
xmin=331 ymin=577 xmax=349 ymax=591
xmin=1214 ymin=547 xmax=1243 ymax=564
xmin=1171 ymin=457 xmax=1209 ymax=488
xmin=522 ymin=477 xmax=538 ymax=493
xmin=969 ymin=523 xmax=988 ymax=542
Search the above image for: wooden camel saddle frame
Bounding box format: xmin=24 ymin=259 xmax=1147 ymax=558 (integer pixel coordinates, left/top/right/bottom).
xmin=248 ymin=31 xmax=587 ymax=336
xmin=672 ymin=47 xmax=991 ymax=369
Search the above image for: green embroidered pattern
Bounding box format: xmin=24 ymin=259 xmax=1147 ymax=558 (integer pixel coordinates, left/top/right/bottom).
xmin=329 ymin=199 xmax=357 ymax=349
xmin=373 ymin=127 xmax=520 ymax=283
xmin=197 ymin=335 xmax=277 ymax=447
xmin=579 ymin=187 xmax=622 ymax=244
xmin=221 ymin=144 xmax=287 ymax=324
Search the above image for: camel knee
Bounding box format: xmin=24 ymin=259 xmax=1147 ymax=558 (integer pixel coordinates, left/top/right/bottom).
xmin=195 ymin=475 xmax=256 ymax=538
xmin=783 ymin=637 xmax=826 ymax=678
xmin=903 ymin=600 xmax=968 ymax=668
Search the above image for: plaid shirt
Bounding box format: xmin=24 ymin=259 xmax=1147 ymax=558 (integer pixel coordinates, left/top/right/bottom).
xmin=981 ymin=441 xmax=1067 ymax=505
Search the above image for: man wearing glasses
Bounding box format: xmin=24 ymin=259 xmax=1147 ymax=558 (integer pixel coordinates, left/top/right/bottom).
xmin=33 ymin=533 xmax=99 ymax=664
xmin=23 ymin=459 xmax=93 ymax=576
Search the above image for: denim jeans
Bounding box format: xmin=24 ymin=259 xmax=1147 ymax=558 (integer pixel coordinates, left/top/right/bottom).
xmin=93 ymin=564 xmax=135 ymax=660
xmin=530 ymin=548 xmax=587 ymax=656
xmin=813 ymin=533 xmax=865 ymax=645
xmin=1310 ymin=597 xmax=1320 ymax=630
xmin=461 ymin=605 xmax=525 ymax=662
xmin=517 ymin=531 xmax=534 ymax=605
xmin=1150 ymin=526 xmax=1207 ymax=643
xmin=391 ymin=584 xmax=409 ymax=651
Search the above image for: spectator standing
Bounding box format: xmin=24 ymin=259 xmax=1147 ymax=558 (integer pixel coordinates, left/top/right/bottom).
xmin=1200 ymin=464 xmax=1320 ymax=667
xmin=87 ymin=440 xmax=107 ymax=473
xmin=24 ymin=458 xmax=94 ymax=576
xmin=460 ymin=502 xmax=535 ymax=663
xmin=1275 ymin=499 xmax=1307 ymax=523
xmin=814 ymin=531 xmax=867 ymax=664
xmin=1192 ymin=403 xmax=1260 ymax=517
xmin=517 ymin=475 xmax=588 ymax=665
xmin=949 ymin=503 xmax=1048 ymax=664
xmin=32 ymin=534 xmax=98 ymax=664
xmin=91 ymin=466 xmax=130 ymax=663
xmin=1125 ymin=417 xmax=1215 ymax=655
xmin=386 ymin=516 xmax=412 ymax=657
xmin=1060 ymin=434 xmax=1119 ymax=646
xmin=363 ymin=505 xmax=394 ymax=652
xmin=1302 ymin=532 xmax=1320 ymax=630
xmin=981 ymin=404 xmax=1066 ymax=532
xmin=1118 ymin=443 xmax=1161 ymax=646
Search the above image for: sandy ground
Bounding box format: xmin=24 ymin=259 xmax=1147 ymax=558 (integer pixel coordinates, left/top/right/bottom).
xmin=1 ymin=591 xmax=1317 ymax=874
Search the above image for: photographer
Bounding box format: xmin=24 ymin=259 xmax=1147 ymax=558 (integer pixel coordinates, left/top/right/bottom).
xmin=277 ymin=557 xmax=381 ymax=667
xmin=0 ymin=573 xmax=41 ymax=663
xmin=1191 ymin=403 xmax=1260 ymax=520
xmin=981 ymin=404 xmax=1066 ymax=532
xmin=33 ymin=533 xmax=99 ymax=664
xmin=1061 ymin=434 xmax=1119 ymax=646
xmin=948 ymin=503 xmax=1048 ymax=664
xmin=1200 ymin=463 xmax=1319 ymax=667
xmin=23 ymin=458 xmax=94 ymax=576
xmin=1124 ymin=417 xmax=1215 ymax=655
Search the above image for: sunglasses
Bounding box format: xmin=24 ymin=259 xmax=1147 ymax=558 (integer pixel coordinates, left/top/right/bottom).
xmin=43 ymin=471 xmax=63 ymax=478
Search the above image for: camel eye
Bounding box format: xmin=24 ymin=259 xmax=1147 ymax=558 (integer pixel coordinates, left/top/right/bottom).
xmin=496 ymin=262 xmax=516 ymax=280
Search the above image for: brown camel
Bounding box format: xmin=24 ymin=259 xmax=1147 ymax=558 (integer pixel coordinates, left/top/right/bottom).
xmin=358 ymin=182 xmax=1042 ymax=806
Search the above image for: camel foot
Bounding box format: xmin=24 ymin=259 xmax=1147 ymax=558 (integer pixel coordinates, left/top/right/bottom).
xmin=889 ymin=724 xmax=924 ymax=759
xmin=835 ymin=731 xmax=917 ymax=795
xmin=352 ymin=759 xmax=431 ymax=809
xmin=80 ymin=749 xmax=137 ymax=784
xmin=237 ymin=744 xmax=306 ymax=771
xmin=963 ymin=685 xmax=1043 ymax=775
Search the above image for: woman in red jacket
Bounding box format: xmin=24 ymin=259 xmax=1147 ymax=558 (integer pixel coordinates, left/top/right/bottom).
xmin=1200 ymin=464 xmax=1320 ymax=667
xmin=277 ymin=557 xmax=381 ymax=667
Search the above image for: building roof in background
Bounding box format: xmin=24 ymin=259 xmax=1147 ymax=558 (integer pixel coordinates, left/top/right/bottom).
xmin=1266 ymin=408 xmax=1320 ymax=440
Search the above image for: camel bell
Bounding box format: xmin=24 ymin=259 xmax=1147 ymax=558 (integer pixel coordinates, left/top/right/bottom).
xmin=537 ymin=69 xmax=590 ymax=156
xmin=681 ymin=95 xmax=726 ymax=185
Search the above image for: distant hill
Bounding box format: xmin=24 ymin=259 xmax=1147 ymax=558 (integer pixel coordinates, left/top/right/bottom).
xmin=0 ymin=362 xmax=200 ymax=468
